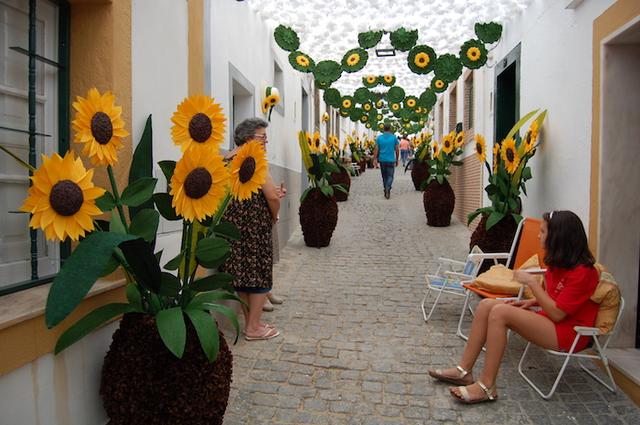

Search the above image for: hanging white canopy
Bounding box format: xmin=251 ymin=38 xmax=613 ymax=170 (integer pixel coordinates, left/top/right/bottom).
xmin=248 ymin=0 xmax=531 ymax=94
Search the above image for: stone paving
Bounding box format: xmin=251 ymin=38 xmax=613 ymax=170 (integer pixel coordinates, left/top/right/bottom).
xmin=223 ymin=168 xmax=640 ymax=425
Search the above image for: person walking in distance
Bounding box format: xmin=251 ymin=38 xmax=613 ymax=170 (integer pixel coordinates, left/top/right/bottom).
xmin=399 ymin=134 xmax=412 ymax=167
xmin=373 ymin=124 xmax=399 ymax=199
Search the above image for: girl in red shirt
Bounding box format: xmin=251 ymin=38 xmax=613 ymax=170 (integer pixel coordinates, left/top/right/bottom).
xmin=428 ymin=210 xmax=599 ymax=404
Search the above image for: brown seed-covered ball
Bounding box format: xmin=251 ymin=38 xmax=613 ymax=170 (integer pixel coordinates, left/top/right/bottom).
xmin=238 ymin=157 xmax=256 ymax=184
xmin=91 ymin=112 xmax=114 ymax=145
xmin=189 ymin=113 xmax=213 ymax=143
xmin=49 ymin=180 xmax=84 ymax=216
xmin=184 ymin=167 xmax=212 ymax=199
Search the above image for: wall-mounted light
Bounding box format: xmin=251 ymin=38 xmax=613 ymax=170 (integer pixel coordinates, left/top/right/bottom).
xmin=375 ymin=48 xmax=396 ymax=57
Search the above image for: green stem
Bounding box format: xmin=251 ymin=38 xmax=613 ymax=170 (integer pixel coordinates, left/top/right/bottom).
xmin=207 ymin=192 xmax=232 ymax=237
xmin=107 ymin=165 xmax=129 ymax=233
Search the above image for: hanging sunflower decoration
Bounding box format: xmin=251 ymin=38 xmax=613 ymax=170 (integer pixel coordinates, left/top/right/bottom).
xmin=378 ymin=123 xmax=385 ymax=130
xmin=523 ymin=120 xmax=539 ymax=154
xmin=390 ymin=103 xmax=401 ymax=112
xmin=460 ymin=39 xmax=488 ymax=69
xmin=431 ymin=78 xmax=448 ymax=93
xmin=474 ymin=134 xmax=487 ymax=163
xmin=262 ymin=86 xmax=280 ymax=121
xmin=72 ymin=88 xmax=129 ymax=166
xmin=454 ymin=131 xmax=465 ymax=148
xmin=434 ymin=54 xmax=463 ymax=83
xmin=171 ymin=95 xmax=226 ymax=154
xmin=274 ymin=25 xmax=300 ymax=52
xmin=228 ymin=140 xmax=268 ymax=201
xmin=407 ymin=45 xmax=437 ymax=74
xmin=341 ymin=47 xmax=368 ymax=73
xmin=404 ymin=96 xmax=418 ymax=109
xmin=170 ymin=149 xmax=229 ymax=222
xmin=322 ymin=112 xmax=330 ymax=123
xmin=20 ymin=151 xmax=105 ymax=241
xmin=382 ymin=75 xmax=396 ymax=87
xmin=501 ymin=138 xmax=520 ymax=174
xmin=288 ymin=51 xmax=315 ymax=73
xmin=341 ymin=95 xmax=354 ymax=110
xmin=360 ymin=115 xmax=369 ymax=123
xmin=363 ymin=75 xmax=379 ymax=88
xmin=376 ymin=99 xmax=384 ymax=109
xmin=362 ymin=102 xmax=372 ymax=112
xmin=340 ymin=109 xmax=350 ymax=117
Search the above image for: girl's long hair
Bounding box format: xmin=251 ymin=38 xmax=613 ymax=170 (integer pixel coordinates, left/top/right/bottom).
xmin=543 ymin=210 xmax=595 ymax=268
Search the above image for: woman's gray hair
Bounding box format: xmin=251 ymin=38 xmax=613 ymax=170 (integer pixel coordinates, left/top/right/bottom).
xmin=234 ymin=118 xmax=269 ymax=146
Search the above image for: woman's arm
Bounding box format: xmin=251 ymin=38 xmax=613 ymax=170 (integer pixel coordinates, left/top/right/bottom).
xmin=514 ymin=271 xmax=566 ymax=322
xmin=261 ymin=173 xmax=280 ymax=223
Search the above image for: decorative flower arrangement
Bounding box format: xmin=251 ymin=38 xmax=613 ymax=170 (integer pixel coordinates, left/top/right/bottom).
xmin=261 ymin=86 xmax=280 ymax=121
xmin=298 ymin=131 xmax=346 ymax=201
xmin=363 ymin=75 xmax=379 ymax=88
xmin=13 ymin=88 xmax=268 ymax=363
xmin=460 ymin=39 xmax=488 ymax=69
xmin=468 ymin=109 xmax=547 ymax=229
xmin=407 ymin=45 xmax=437 ymax=74
xmin=431 ymin=78 xmax=448 ymax=93
xmin=381 ymin=74 xmax=396 ymax=86
xmin=288 ymin=51 xmax=315 ymax=73
xmin=427 ymin=130 xmax=465 ymax=185
xmin=389 ymin=27 xmax=419 ymax=52
xmin=341 ymin=47 xmax=368 ymax=73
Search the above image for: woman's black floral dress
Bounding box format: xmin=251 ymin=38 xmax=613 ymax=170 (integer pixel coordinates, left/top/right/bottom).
xmin=221 ymin=190 xmax=273 ymax=290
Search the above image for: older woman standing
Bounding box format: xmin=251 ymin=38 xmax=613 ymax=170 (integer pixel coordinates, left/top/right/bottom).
xmin=222 ymin=118 xmax=286 ymax=340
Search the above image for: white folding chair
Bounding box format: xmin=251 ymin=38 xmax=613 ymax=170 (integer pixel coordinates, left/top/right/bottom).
xmin=518 ymin=297 xmax=625 ymax=399
xmin=421 ymin=246 xmax=484 ymax=322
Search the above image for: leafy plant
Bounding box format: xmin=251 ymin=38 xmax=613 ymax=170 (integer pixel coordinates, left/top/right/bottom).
xmin=298 ymin=131 xmax=347 ymax=201
xmin=425 ymin=131 xmax=465 ymax=186
xmin=468 ymin=109 xmax=547 ymax=230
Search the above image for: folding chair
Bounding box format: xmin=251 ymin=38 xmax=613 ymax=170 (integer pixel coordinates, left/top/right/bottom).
xmin=518 ymin=296 xmax=625 ymax=399
xmin=457 ymin=217 xmax=546 ymax=341
xmin=421 ymin=246 xmax=484 ymax=322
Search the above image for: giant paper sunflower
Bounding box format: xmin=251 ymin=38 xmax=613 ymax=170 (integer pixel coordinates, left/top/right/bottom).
xmin=170 ymin=149 xmax=229 ymax=222
xmin=288 ymin=51 xmax=315 ymax=72
xmin=20 ymin=151 xmax=105 ymax=241
xmin=493 ymin=143 xmax=500 ymax=173
xmin=72 ymin=88 xmax=129 ymax=166
xmin=431 ymin=78 xmax=448 ymax=93
xmin=454 ymin=131 xmax=465 ymax=148
xmin=363 ymin=75 xmax=379 ymax=88
xmin=523 ymin=121 xmax=539 ymax=154
xmin=501 ymin=138 xmax=520 ymax=174
xmin=407 ymin=45 xmax=436 ymax=74
xmin=382 ymin=75 xmax=396 ymax=86
xmin=474 ymin=134 xmax=487 ymax=163
xmin=171 ymin=95 xmax=226 ymax=154
xmin=460 ymin=39 xmax=488 ymax=69
xmin=442 ymin=133 xmax=455 ymax=154
xmin=229 ymin=141 xmax=268 ymax=201
xmin=341 ymin=48 xmax=368 ymax=73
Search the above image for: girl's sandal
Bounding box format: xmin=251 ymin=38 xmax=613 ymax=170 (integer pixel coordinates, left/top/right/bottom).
xmin=428 ymin=365 xmax=472 ymax=385
xmin=450 ymin=381 xmax=498 ymax=404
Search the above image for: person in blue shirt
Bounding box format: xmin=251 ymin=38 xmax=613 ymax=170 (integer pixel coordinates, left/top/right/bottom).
xmin=373 ymin=124 xmax=399 ymax=199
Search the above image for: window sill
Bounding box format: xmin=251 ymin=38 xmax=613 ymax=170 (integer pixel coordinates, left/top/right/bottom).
xmin=0 ymin=276 xmax=127 ymax=376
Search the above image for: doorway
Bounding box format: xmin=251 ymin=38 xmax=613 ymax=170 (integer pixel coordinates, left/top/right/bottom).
xmin=301 ymin=86 xmax=309 ymax=189
xmin=228 ymin=64 xmax=254 ymax=149
xmin=494 ymin=43 xmax=520 ymax=143
xmin=599 ymin=19 xmax=640 ymax=348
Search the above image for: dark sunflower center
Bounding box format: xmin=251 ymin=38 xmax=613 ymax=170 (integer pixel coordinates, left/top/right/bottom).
xmin=476 ymin=143 xmax=483 ymax=155
xmin=239 ymin=157 xmax=256 ymax=184
xmin=189 ymin=113 xmax=213 ymax=143
xmin=184 ymin=167 xmax=212 ymax=199
xmin=418 ymin=57 xmax=425 ymax=63
xmin=506 ymin=148 xmax=515 ymax=162
xmin=91 ymin=112 xmax=113 ymax=145
xmin=49 ymin=180 xmax=84 ymax=216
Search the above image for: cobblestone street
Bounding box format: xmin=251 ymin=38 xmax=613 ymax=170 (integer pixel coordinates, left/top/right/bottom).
xmin=223 ymin=168 xmax=640 ymax=425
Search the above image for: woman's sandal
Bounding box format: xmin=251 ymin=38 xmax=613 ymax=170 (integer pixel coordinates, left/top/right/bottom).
xmin=244 ymin=326 xmax=280 ymax=341
xmin=450 ymin=381 xmax=498 ymax=404
xmin=428 ymin=365 xmax=473 ymax=386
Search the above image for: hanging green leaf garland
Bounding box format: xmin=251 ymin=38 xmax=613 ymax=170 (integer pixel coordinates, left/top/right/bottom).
xmin=386 ymin=86 xmax=405 ymax=104
xmin=475 ymin=22 xmax=503 ymax=44
xmin=340 ymin=95 xmax=354 ymax=110
xmin=404 ymin=95 xmax=419 ymax=109
xmin=274 ymin=25 xmax=300 ymax=51
xmin=313 ymin=60 xmax=342 ymax=89
xmin=323 ymin=88 xmax=342 ymax=108
xmin=434 ymin=53 xmax=463 ymax=83
xmin=341 ymin=48 xmax=368 ymax=73
xmin=358 ymin=30 xmax=383 ymax=49
xmin=353 ymin=87 xmax=371 ymax=104
xmin=288 ymin=51 xmax=315 ymax=73
xmin=431 ymin=78 xmax=448 ymax=93
xmin=460 ymin=39 xmax=488 ymax=69
xmin=418 ymin=88 xmax=437 ymax=109
xmin=389 ymin=27 xmax=418 ymax=52
xmin=381 ymin=75 xmax=396 ymax=87
xmin=407 ymin=45 xmax=437 ymax=74
xmin=362 ymin=75 xmax=379 ymax=88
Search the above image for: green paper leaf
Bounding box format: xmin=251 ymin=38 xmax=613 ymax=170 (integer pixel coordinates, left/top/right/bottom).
xmin=504 ymin=109 xmax=539 ymax=142
xmin=158 ymin=160 xmax=176 ymax=184
xmin=45 ymin=232 xmax=135 ymax=328
xmin=475 ymin=22 xmax=502 ymax=44
xmin=96 ymin=191 xmax=116 ymax=212
xmin=129 ymin=115 xmax=154 ymax=219
xmin=199 ymin=303 xmax=240 ymax=343
xmin=486 ymin=211 xmax=506 ymax=230
xmin=110 ymin=211 xmax=126 ymax=234
xmin=320 ymin=184 xmax=334 ymax=197
xmin=129 ymin=209 xmax=160 ymax=242
xmin=191 ymin=273 xmax=235 ymax=292
xmin=184 ymin=309 xmax=219 ymax=362
xmin=323 ymin=88 xmax=342 ymax=108
xmin=153 ymin=193 xmax=180 ymax=221
xmin=195 ymin=237 xmax=230 ymax=264
xmin=159 ymin=272 xmax=181 ymax=298
xmin=358 ymin=30 xmax=383 ymax=49
xmin=121 ymin=177 xmax=158 ymax=208
xmin=125 ymin=283 xmax=143 ymax=311
xmin=434 ymin=53 xmax=463 ymax=83
xmin=213 ymin=221 xmax=241 ymax=241
xmin=54 ymin=303 xmax=136 ymax=354
xmin=274 ymin=24 xmax=300 ymax=51
xmin=389 ymin=27 xmax=418 ymax=52
xmin=156 ymin=307 xmax=186 ymax=358
xmin=164 ymin=250 xmax=184 ymax=271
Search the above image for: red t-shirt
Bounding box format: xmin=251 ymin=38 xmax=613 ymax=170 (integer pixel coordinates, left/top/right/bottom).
xmin=538 ymin=265 xmax=600 ymax=352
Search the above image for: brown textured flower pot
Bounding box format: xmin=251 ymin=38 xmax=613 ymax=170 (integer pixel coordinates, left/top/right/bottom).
xmin=411 ymin=161 xmax=429 ymax=191
xmin=423 ymin=180 xmax=455 ymax=227
xmin=469 ymin=213 xmax=518 ymax=273
xmin=359 ymin=160 xmax=367 ymax=173
xmin=101 ymin=313 xmax=233 ymax=425
xmin=328 ymin=166 xmax=351 ymax=202
xmin=299 ymin=188 xmax=338 ymax=247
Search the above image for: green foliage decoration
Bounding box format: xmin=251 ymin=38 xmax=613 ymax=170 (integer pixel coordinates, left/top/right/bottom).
xmin=460 ymin=39 xmax=488 ymax=69
xmin=323 ymin=88 xmax=342 ymax=108
xmin=358 ymin=30 xmax=383 ymax=49
xmin=313 ymin=60 xmax=342 ymax=89
xmin=389 ymin=27 xmax=418 ymax=52
xmin=341 ymin=47 xmax=368 ymax=73
xmin=386 ymin=86 xmax=405 ymax=104
xmin=353 ymin=87 xmax=371 ymax=104
xmin=431 ymin=78 xmax=448 ymax=93
xmin=288 ymin=51 xmax=315 ymax=73
xmin=340 ymin=95 xmax=355 ymax=110
xmin=407 ymin=45 xmax=437 ymax=74
xmin=475 ymin=22 xmax=503 ymax=44
xmin=274 ymin=25 xmax=300 ymax=52
xmin=418 ymin=89 xmax=437 ymax=109
xmin=434 ymin=53 xmax=463 ymax=83
xmin=404 ymin=95 xmax=419 ymax=110
xmin=362 ymin=75 xmax=379 ymax=88
xmin=380 ymin=75 xmax=396 ymax=87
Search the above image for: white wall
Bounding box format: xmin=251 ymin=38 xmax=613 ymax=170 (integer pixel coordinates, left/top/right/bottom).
xmin=131 ymin=0 xmax=188 ymax=262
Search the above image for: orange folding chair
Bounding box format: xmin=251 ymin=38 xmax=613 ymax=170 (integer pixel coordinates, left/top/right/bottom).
xmin=456 ymin=217 xmax=546 ymax=341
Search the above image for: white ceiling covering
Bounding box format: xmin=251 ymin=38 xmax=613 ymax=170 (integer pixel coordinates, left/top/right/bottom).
xmin=247 ymin=0 xmax=531 ymax=95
